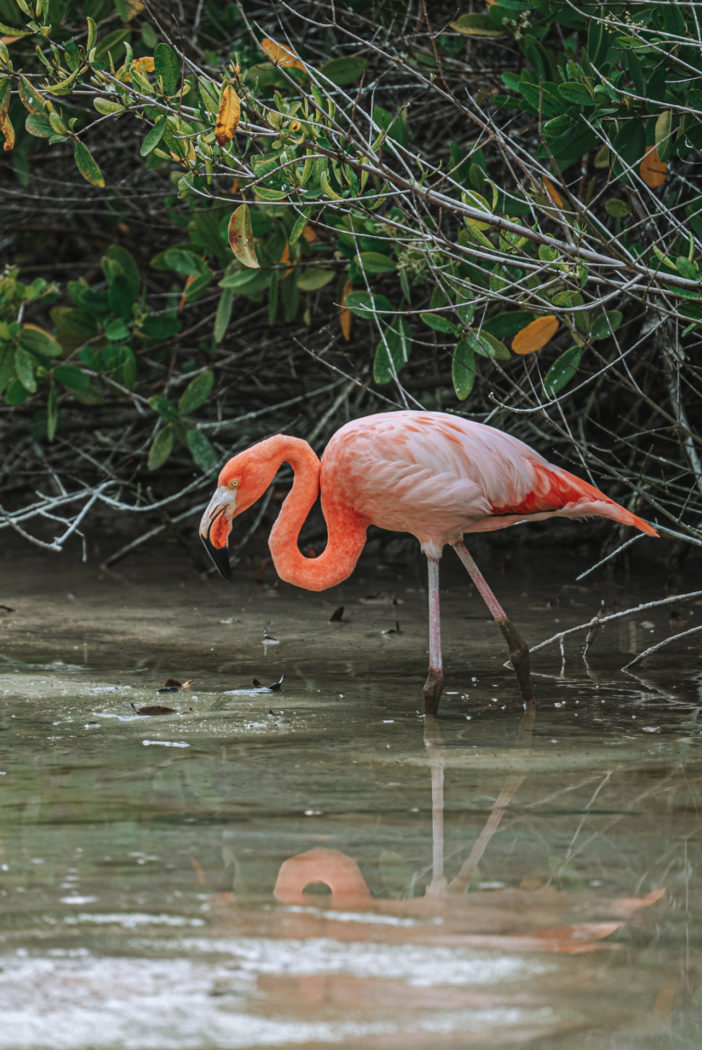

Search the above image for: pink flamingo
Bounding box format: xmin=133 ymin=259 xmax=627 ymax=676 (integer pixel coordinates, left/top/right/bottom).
xmin=199 ymin=411 xmax=657 ymax=714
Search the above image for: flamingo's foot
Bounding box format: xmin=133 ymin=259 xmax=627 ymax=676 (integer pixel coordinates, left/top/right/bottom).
xmin=497 ymin=617 xmax=534 ymax=704
xmin=423 ymin=666 xmax=444 ymax=717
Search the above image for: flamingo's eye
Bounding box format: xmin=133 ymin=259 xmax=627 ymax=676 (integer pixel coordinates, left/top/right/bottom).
xmin=228 ymin=479 xmax=239 ymax=490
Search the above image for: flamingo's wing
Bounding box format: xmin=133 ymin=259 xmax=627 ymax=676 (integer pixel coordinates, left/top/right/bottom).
xmin=322 ymin=412 xmax=656 ymax=550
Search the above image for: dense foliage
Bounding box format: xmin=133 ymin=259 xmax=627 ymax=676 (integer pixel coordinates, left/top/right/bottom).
xmin=0 ymin=0 xmax=700 ymax=558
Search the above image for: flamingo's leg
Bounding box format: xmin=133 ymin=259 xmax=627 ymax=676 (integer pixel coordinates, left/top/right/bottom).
xmin=451 ymin=540 xmax=534 ymax=703
xmin=423 ymin=556 xmax=444 ymax=716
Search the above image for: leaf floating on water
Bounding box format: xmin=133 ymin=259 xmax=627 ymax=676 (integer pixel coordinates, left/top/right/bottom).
xmin=329 ymin=606 xmax=345 ymax=622
xmin=359 ymin=592 xmax=403 ymax=606
xmin=262 ymin=627 xmax=279 ymax=644
xmin=132 ymin=703 xmax=177 ymax=716
xmin=252 ymin=675 xmax=284 ymax=692
xmin=381 ymin=621 xmax=402 ymax=635
xmin=157 ymin=678 xmax=193 ymax=693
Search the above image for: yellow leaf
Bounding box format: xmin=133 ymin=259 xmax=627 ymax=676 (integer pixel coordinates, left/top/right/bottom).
xmin=179 ymin=274 xmax=197 ymax=314
xmin=280 ymin=242 xmax=295 ymax=279
xmin=640 ymin=145 xmax=667 ymax=189
xmin=215 ymin=83 xmax=240 ymax=146
xmin=261 ymin=37 xmax=305 ymax=71
xmin=543 ymin=177 xmax=564 ymax=208
xmin=124 ymin=0 xmax=144 ymax=20
xmin=133 ymin=56 xmax=154 ymax=74
xmin=511 ymin=315 xmax=559 ymax=355
xmin=1 ymin=112 xmax=14 ymax=151
xmin=340 ymin=279 xmax=353 ymax=342
xmin=653 ymin=986 xmax=678 ymax=1019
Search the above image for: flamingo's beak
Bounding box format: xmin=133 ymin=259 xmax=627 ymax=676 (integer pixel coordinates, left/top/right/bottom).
xmin=199 ymin=486 xmax=235 ymax=579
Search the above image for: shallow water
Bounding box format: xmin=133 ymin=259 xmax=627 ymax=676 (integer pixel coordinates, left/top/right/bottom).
xmin=1 ymin=538 xmax=701 ymax=1049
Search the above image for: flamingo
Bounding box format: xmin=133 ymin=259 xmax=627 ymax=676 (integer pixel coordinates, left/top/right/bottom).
xmin=199 ymin=411 xmax=657 ymax=714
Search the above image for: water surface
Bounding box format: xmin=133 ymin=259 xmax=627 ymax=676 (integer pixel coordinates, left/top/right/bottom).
xmin=1 ymin=539 xmax=700 ymax=1048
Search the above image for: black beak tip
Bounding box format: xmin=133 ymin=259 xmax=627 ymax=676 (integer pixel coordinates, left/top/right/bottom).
xmin=201 ymin=534 xmax=232 ymax=580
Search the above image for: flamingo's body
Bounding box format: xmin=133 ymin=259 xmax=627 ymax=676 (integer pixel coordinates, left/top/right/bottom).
xmin=200 ymin=411 xmax=657 ymax=712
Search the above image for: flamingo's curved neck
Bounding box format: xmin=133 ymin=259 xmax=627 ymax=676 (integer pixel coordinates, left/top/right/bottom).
xmin=264 ymin=436 xmax=368 ymax=591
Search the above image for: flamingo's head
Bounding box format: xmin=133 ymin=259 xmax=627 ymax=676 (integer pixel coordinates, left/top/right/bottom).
xmin=198 ymin=448 xmax=272 ymax=578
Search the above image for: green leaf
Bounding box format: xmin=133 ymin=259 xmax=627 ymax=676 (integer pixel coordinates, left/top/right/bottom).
xmin=179 ymin=370 xmax=214 ymax=415
xmin=93 ymin=97 xmax=125 ymax=116
xmin=152 ymin=247 xmax=205 ymax=276
xmin=214 ymin=287 xmax=233 ymax=343
xmin=452 ymin=339 xmax=477 ymax=400
xmin=358 ymin=251 xmax=396 ymax=275
xmin=543 ymin=346 xmax=583 ymax=398
xmin=591 ymin=310 xmax=623 ymax=341
xmin=289 ymin=211 xmax=311 ymax=246
xmin=184 ymin=272 xmax=213 ymax=302
xmin=148 ymin=425 xmax=174 ymax=471
xmin=24 ymin=112 xmax=52 ymax=138
xmin=74 ymin=140 xmax=105 ymax=188
xmin=372 ymin=105 xmax=408 ymax=147
xmin=587 ymin=16 xmax=610 ymax=68
xmin=121 ymin=347 xmax=136 ymax=387
xmin=108 ymin=274 xmax=134 ymax=320
xmin=186 ymin=427 xmax=217 ymax=473
xmin=296 ymin=267 xmax=335 ymax=291
xmin=148 ymin=394 xmax=180 ymax=422
xmin=140 ymin=117 xmax=167 ymax=157
xmin=53 ymin=364 xmax=90 ymax=390
xmin=18 ymin=325 xmax=61 ymax=358
xmin=605 ymin=198 xmax=630 ymax=218
xmin=420 ymin=312 xmax=457 ymax=335
xmin=5 ymin=378 xmax=31 ymax=405
xmin=320 ymin=56 xmax=367 ymax=86
xmin=475 ymin=330 xmax=510 ymax=360
xmin=557 ymin=81 xmax=593 ymax=107
xmin=0 ymin=78 xmax=10 ymax=122
xmin=612 ymin=120 xmax=646 ymax=180
xmin=342 ymin=291 xmax=392 ymax=318
xmin=373 ymin=318 xmax=412 ymax=384
xmin=94 ymin=27 xmax=130 ymax=63
xmin=105 ymin=245 xmax=141 ymax=300
xmin=482 ymin=310 xmax=535 ymax=341
xmin=154 ymin=42 xmax=180 ymax=96
xmin=47 ymin=380 xmax=58 ymax=441
xmin=0 ymin=347 xmax=13 ymax=396
xmin=654 ymin=109 xmax=673 ymax=163
xmin=675 ymin=256 xmax=698 ymax=281
xmin=105 ymin=318 xmax=130 ymax=341
xmin=14 ymin=347 xmax=36 ymax=392
xmin=450 ymin=13 xmax=505 ymax=36
xmin=456 ymin=299 xmax=475 ymax=326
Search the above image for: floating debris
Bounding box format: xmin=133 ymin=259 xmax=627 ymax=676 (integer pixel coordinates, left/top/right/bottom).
xmin=359 ymin=592 xmax=403 ymax=605
xmin=132 ymin=703 xmax=177 ymax=716
xmin=381 ymin=621 xmax=402 ymax=635
xmin=262 ymin=627 xmax=279 ymax=645
xmin=252 ymin=674 xmax=284 ymax=692
xmin=329 ymin=606 xmax=345 ymax=622
xmin=157 ymin=678 xmax=193 ymax=693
